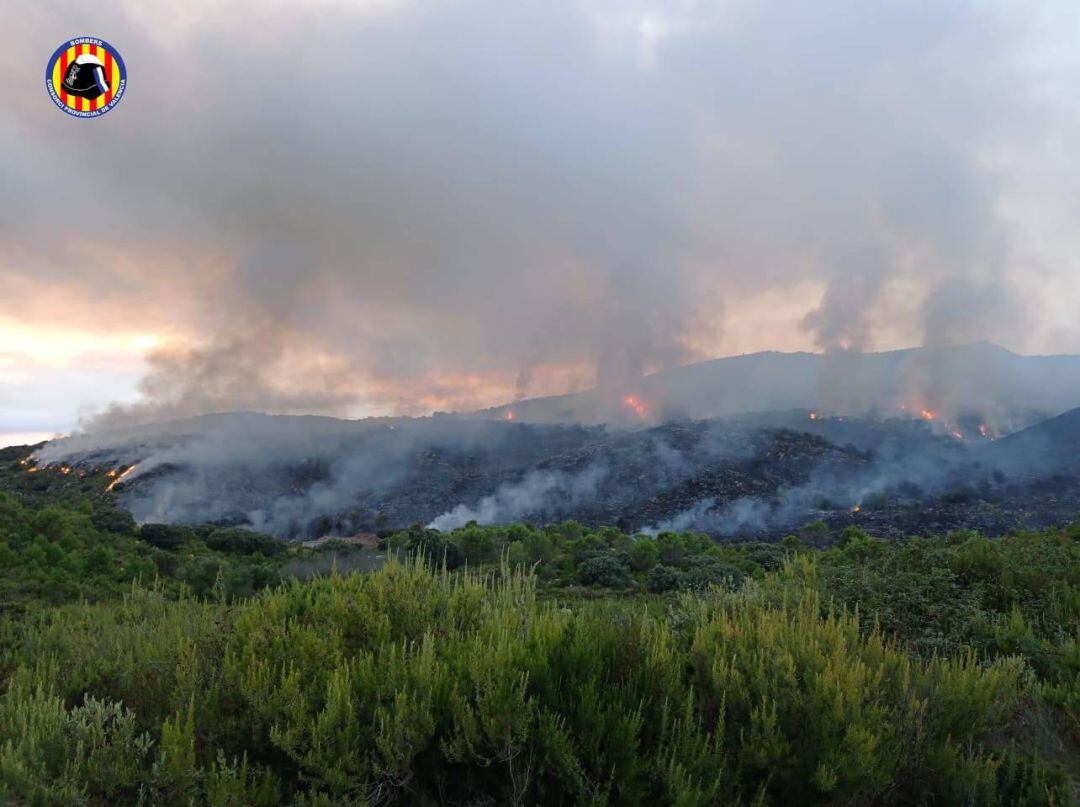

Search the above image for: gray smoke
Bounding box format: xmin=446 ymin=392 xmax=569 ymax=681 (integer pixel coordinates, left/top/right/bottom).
xmin=36 ymin=413 xmax=520 ymax=534
xmin=641 ymin=421 xmax=975 ymax=536
xmin=428 ymin=466 xmax=608 ymax=530
xmin=7 ymin=1 xmax=1080 ymax=434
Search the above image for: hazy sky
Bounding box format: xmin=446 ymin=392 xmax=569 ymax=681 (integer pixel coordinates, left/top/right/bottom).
xmin=4 ymin=0 xmax=1080 ymax=444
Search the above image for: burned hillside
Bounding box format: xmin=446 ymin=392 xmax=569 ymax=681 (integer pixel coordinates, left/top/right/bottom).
xmin=18 ymin=408 xmax=1080 ymax=541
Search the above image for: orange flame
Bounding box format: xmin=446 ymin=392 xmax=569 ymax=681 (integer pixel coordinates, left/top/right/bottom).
xmin=504 ymin=409 xmax=514 ymax=421
xmin=623 ymin=395 xmax=648 ymax=419
xmin=809 ymin=412 xmax=818 ymax=420
xmin=920 ymin=408 xmax=937 ymax=421
xmin=106 ymin=464 xmax=138 ymax=493
xmin=851 ymin=504 xmax=861 ymax=513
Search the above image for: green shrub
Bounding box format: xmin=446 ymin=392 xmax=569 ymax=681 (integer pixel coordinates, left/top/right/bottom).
xmin=1 ymin=560 xmax=1066 ymax=805
xmin=140 ymin=523 xmax=195 ymax=550
xmin=90 ymin=507 xmax=138 ymax=535
xmin=628 ymin=537 xmax=660 ymax=571
xmin=741 ymin=541 xmax=787 ymax=571
xmin=646 ymin=564 xmax=684 ymax=593
xmin=206 ymin=527 xmax=285 ymax=557
xmin=681 ymin=556 xmax=746 ymax=591
xmin=578 ymin=552 xmax=631 ymax=587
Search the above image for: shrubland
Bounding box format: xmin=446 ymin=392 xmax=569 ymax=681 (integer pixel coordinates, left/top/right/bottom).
xmin=0 ymin=493 xmax=286 ymax=612
xmin=0 ymin=455 xmax=1078 ymax=803
xmin=3 ymin=555 xmax=1077 ymax=804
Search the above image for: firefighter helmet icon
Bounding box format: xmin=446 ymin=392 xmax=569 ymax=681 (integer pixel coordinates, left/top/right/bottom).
xmin=63 ymin=53 xmax=111 ymax=100
xmin=46 ymin=37 xmax=126 ymax=117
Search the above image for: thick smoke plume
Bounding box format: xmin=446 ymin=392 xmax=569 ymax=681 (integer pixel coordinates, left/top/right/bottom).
xmin=7 ymin=1 xmax=1080 ymax=435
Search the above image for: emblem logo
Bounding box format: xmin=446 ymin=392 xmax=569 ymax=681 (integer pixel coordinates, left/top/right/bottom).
xmin=46 ymin=37 xmax=126 ymax=118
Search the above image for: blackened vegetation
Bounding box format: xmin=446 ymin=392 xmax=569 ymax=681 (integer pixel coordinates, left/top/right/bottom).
xmin=32 ymin=430 xmax=1080 ymax=538
xmin=20 ymin=406 xmax=1080 ymax=541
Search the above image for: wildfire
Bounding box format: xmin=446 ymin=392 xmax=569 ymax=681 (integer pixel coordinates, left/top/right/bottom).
xmin=920 ymin=409 xmax=937 ymax=421
xmin=59 ymin=465 xmax=71 ymax=475
xmin=504 ymin=409 xmax=514 ymax=421
xmin=623 ymin=395 xmax=649 ymax=419
xmin=809 ymin=412 xmax=818 ymax=420
xmin=951 ymin=431 xmax=964 ymax=441
xmin=851 ymin=504 xmax=861 ymax=513
xmin=105 ymin=464 xmax=139 ymax=493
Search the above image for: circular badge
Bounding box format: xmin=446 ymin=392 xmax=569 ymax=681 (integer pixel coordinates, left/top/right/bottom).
xmin=45 ymin=37 xmax=126 ymax=118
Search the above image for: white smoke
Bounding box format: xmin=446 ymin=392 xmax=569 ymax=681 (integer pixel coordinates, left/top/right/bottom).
xmin=428 ymin=466 xmax=607 ymax=530
xmin=640 ymin=497 xmax=718 ymax=536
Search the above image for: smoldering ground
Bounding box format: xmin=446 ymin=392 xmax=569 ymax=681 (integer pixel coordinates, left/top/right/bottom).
xmin=34 ymin=412 xmax=766 ymax=536
xmin=34 ymin=397 xmax=1080 ymax=540
xmin=27 ymin=340 xmax=1080 ymax=540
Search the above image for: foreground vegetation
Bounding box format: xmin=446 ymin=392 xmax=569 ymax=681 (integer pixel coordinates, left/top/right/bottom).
xmin=398 ymin=519 xmax=1080 ymax=697
xmin=0 ymin=452 xmax=1078 ymax=803
xmin=1 ymin=552 xmax=1077 ymax=804
xmin=0 ymin=492 xmax=289 ymax=613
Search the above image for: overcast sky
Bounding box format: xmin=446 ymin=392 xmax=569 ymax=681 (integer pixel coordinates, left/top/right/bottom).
xmin=4 ymin=0 xmax=1080 ymax=444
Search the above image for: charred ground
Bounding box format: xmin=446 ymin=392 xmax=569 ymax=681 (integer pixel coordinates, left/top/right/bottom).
xmin=13 ymin=407 xmax=1080 ymax=541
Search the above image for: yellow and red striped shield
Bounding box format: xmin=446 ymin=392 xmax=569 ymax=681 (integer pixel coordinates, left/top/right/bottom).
xmin=45 ymin=37 xmax=126 ymax=118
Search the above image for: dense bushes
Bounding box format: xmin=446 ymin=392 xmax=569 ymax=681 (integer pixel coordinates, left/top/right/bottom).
xmin=386 ymin=528 xmax=464 ymax=569
xmin=0 ymin=494 xmax=157 ymax=610
xmin=205 ymin=527 xmax=287 ymax=557
xmin=1 ymin=458 xmax=1079 ymax=802
xmin=577 ymin=551 xmax=630 ymax=586
xmin=1 ymin=558 xmax=1072 ymax=805
xmin=140 ymin=523 xmax=195 ymax=550
xmin=414 ymin=521 xmax=1080 ymax=688
xmin=814 ymin=527 xmax=1080 ymax=692
xmin=0 ymin=493 xmax=287 ymax=610
xmin=390 ymin=520 xmax=774 ymax=594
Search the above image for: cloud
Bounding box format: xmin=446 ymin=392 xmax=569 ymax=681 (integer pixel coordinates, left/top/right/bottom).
xmin=5 ymin=0 xmax=1080 ymax=431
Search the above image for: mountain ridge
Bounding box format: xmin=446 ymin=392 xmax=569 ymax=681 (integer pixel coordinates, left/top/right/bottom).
xmin=477 ymin=343 xmax=1080 ymax=426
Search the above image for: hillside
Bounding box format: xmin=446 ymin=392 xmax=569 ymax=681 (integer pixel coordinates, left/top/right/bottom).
xmin=986 ymin=406 xmax=1080 ymax=474
xmin=23 ymin=406 xmax=1080 ymax=540
xmin=18 ymin=344 xmax=1080 ymax=541
xmin=10 ymin=415 xmax=943 ymax=537
xmin=479 ymin=343 xmax=1080 ymax=426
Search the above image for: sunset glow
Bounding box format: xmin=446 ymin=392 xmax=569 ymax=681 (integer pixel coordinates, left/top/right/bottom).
xmin=5 ymin=0 xmax=1080 ymax=444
